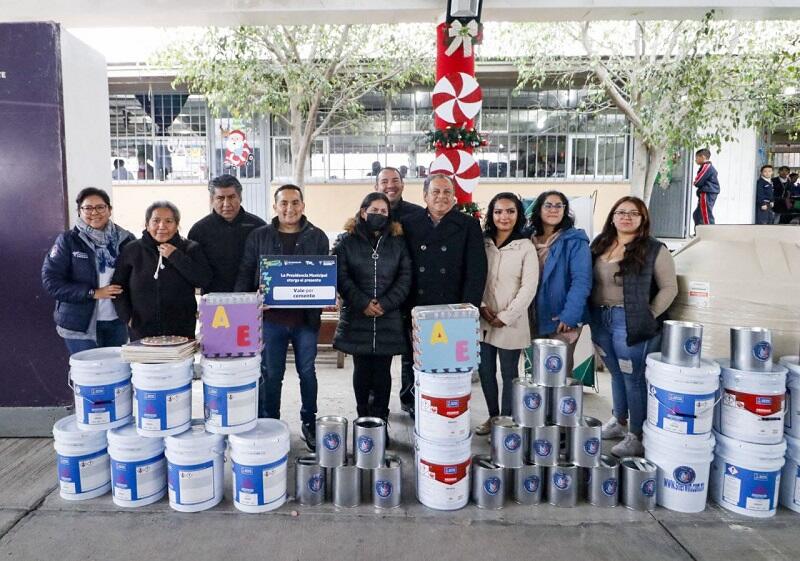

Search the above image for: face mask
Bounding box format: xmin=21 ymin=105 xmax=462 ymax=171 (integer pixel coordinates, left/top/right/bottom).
xmin=365 ymin=213 xmax=388 ymax=231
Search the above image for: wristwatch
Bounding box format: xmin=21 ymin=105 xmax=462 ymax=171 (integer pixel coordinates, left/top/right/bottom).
xmin=88 ymin=288 xmax=95 ymax=299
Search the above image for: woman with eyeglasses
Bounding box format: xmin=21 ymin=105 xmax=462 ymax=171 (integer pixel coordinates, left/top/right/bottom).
xmin=526 ymin=191 xmax=592 ymax=374
xmin=589 ymin=196 xmax=678 ymax=457
xmin=42 ymin=187 xmax=136 ymax=354
xmin=474 ymin=193 xmax=539 ymax=436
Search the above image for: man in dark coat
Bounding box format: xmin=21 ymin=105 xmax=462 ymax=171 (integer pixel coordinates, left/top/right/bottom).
xmin=374 ymin=166 xmax=424 ymax=222
xmin=188 ymin=174 xmax=265 ymax=293
xmin=397 ymin=174 xmax=488 ymax=418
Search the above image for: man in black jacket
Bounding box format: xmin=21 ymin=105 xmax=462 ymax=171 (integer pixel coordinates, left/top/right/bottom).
xmin=235 ymin=185 xmax=330 ymax=451
xmin=188 ymin=175 xmax=265 ymax=293
xmin=375 ymin=166 xmax=424 ymax=222
xmin=397 ymin=174 xmax=488 ymax=417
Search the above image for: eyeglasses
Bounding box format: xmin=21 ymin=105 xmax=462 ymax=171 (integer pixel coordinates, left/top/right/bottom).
xmin=80 ymin=204 xmax=109 ymax=214
xmin=614 ymin=210 xmax=642 ymax=218
xmin=543 ymin=203 xmax=566 ymax=210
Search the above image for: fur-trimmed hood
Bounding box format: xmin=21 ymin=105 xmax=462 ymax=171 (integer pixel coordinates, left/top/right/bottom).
xmin=342 ymin=217 xmax=403 ymax=236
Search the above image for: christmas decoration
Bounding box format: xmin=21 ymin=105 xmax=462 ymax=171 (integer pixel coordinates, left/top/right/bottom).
xmin=428 ymin=150 xmax=480 ymax=194
xmin=432 ymin=72 xmax=483 ymax=124
xmin=424 ymin=127 xmax=488 ymax=151
xmin=444 ymin=20 xmax=483 ymax=58
xmin=457 ymin=201 xmax=482 ymax=220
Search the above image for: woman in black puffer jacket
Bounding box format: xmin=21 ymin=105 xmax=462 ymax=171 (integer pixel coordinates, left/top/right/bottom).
xmin=333 ymin=192 xmax=412 ymax=423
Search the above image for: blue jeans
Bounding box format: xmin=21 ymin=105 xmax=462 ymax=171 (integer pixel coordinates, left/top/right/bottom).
xmin=478 ymin=342 xmax=521 ymax=418
xmin=260 ymin=320 xmax=319 ymax=425
xmin=589 ymin=307 xmax=660 ymax=435
xmin=64 ymin=319 xmax=129 ymax=355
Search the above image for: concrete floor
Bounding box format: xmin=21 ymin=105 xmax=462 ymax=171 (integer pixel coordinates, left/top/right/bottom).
xmin=1 ymin=351 xmax=799 ymax=561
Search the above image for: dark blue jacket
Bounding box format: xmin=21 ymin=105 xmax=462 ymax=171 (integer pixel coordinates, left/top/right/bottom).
xmin=693 ymin=162 xmax=720 ymax=194
xmin=756 ymin=177 xmax=774 ymax=206
xmin=533 ymin=227 xmax=592 ymax=335
xmin=41 ymin=226 xmax=135 ymax=333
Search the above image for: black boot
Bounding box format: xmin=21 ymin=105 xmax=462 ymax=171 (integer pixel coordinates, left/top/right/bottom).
xmin=301 ymin=421 xmax=316 ymax=452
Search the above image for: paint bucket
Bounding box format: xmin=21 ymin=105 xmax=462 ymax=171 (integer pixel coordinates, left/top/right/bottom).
xmin=69 ymin=347 xmax=132 ymax=432
xmin=164 ymin=420 xmax=226 ymax=513
xmin=642 ymin=423 xmax=715 ymax=513
xmin=570 ymin=416 xmax=602 ymax=468
xmin=53 ymin=415 xmax=110 ymax=500
xmin=472 ymin=455 xmax=505 ymax=509
xmin=295 ymin=454 xmax=325 ymax=506
xmin=587 ymin=455 xmax=619 ymax=508
xmin=490 ymin=417 xmax=524 ymax=468
xmin=553 ymin=379 xmax=583 ymax=427
xmin=131 ymin=358 xmax=193 ymax=437
xmin=547 ymin=463 xmax=578 ymax=507
xmin=645 ymin=353 xmax=720 ymax=435
xmin=660 ymin=321 xmax=703 ymax=368
xmin=710 ymin=430 xmax=785 ymax=518
xmin=353 ymin=417 xmax=386 ymax=469
xmin=511 ymin=378 xmax=547 ymax=428
xmin=730 ymin=326 xmax=773 ymax=372
xmin=780 ymin=434 xmax=800 ymax=513
xmin=714 ymin=359 xmax=787 ymax=445
xmin=201 ymin=356 xmax=260 ymax=435
xmin=228 ymin=419 xmax=291 ymax=513
xmin=529 ymin=425 xmax=560 ymax=467
xmin=779 ymin=356 xmax=800 ymax=439
xmin=512 ymin=463 xmax=543 ymax=505
xmin=414 ymin=433 xmax=471 ymax=510
xmin=317 ymin=416 xmax=348 ymax=468
xmin=107 ymin=422 xmax=166 ymax=508
xmin=532 ymin=339 xmax=568 ymax=387
xmin=372 ymin=454 xmax=402 ymax=509
xmin=332 ymin=461 xmax=361 ymax=508
xmin=414 ymin=370 xmax=471 ymax=441
xmin=620 ymin=456 xmax=658 ymax=511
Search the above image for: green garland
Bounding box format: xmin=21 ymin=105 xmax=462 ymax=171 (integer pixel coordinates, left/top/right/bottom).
xmin=457 ymin=201 xmax=482 ymax=220
xmin=424 ymin=127 xmax=488 ymax=151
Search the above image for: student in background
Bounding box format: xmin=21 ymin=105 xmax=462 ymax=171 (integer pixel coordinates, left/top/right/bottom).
xmin=756 ymin=164 xmax=776 ymax=225
xmin=692 ymin=149 xmax=720 ymax=227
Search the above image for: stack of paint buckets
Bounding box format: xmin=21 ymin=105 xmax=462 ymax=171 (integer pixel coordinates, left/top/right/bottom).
xmin=411 ymin=304 xmax=479 ymax=510
xmin=301 ymin=415 xmax=400 ymax=508
xmin=710 ymin=327 xmax=789 ymax=518
xmin=642 ymin=320 xmax=720 ymax=513
xmin=779 ymin=346 xmax=800 ymax=514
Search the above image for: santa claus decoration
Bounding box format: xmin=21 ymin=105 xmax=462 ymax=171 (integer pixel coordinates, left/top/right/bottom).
xmin=223 ymin=129 xmax=254 ymax=168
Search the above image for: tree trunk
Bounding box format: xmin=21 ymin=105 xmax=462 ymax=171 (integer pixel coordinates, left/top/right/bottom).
xmin=630 ymin=135 xmax=667 ymax=206
xmin=289 ymin=105 xmax=307 ymax=188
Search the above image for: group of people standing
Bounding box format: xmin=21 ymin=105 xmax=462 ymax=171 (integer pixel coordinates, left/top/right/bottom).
xmin=42 ymin=167 xmax=678 ymax=458
xmin=756 ymin=164 xmax=800 ymax=224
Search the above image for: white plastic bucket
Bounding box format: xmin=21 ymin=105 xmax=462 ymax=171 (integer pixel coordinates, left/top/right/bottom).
xmin=131 ymin=358 xmax=194 ymax=437
xmin=780 ymin=356 xmax=800 ymax=439
xmin=228 ymin=419 xmax=291 ymax=513
xmin=642 ymin=423 xmax=715 ymax=513
xmin=710 ymin=431 xmax=785 ymax=518
xmin=107 ymin=422 xmax=166 ymax=507
xmin=69 ymin=347 xmax=132 ymax=431
xmin=780 ymin=433 xmax=800 ymax=513
xmin=414 ymin=370 xmax=471 ymax=442
xmin=201 ymin=357 xmax=260 ymax=435
xmin=415 ymin=433 xmax=472 ymax=510
xmin=165 ymin=420 xmax=226 ymax=512
xmin=645 ymin=353 xmax=719 ymax=435
xmin=714 ymin=359 xmax=787 ymax=445
xmin=52 ymin=415 xmax=110 ymax=500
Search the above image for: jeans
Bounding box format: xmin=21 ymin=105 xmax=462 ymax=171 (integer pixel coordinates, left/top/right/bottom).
xmin=64 ymin=319 xmax=129 ymax=355
xmin=589 ymin=306 xmax=660 ymax=435
xmin=353 ymin=354 xmax=393 ymax=419
xmin=478 ymin=342 xmax=521 ymax=418
xmin=260 ymin=320 xmax=319 ymax=425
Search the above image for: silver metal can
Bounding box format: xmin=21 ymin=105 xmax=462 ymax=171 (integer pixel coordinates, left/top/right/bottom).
xmin=294 ymin=454 xmax=325 ymax=506
xmin=569 ymin=416 xmax=602 ymax=468
xmin=661 ymin=320 xmax=703 ymax=367
xmin=511 ymin=378 xmax=547 ymax=428
xmin=372 ymin=454 xmax=402 ymax=509
xmin=587 ymin=455 xmax=619 ymax=507
xmin=620 ymin=457 xmax=658 ymax=511
xmin=471 ymin=455 xmax=505 ymax=510
xmin=547 ymin=463 xmax=579 ymax=507
xmin=512 ymin=463 xmax=543 ymax=505
xmin=730 ymin=326 xmax=773 ymax=371
xmin=332 ymin=461 xmax=361 ymax=508
xmin=490 ymin=417 xmax=525 ymax=468
xmin=532 ymin=339 xmax=568 ymax=387
xmin=316 ymin=416 xmax=348 ymax=468
xmin=529 ymin=424 xmax=560 ymax=466
xmin=553 ymin=379 xmax=583 ymax=427
xmin=353 ymin=417 xmax=386 ymax=469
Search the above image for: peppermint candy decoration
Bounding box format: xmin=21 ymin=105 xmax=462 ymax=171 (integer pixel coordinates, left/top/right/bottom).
xmin=428 ymin=150 xmax=480 ymax=194
xmin=432 ymin=72 xmax=483 ymax=124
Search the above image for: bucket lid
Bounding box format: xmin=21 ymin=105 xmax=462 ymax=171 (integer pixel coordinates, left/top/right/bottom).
xmin=69 ymin=347 xmax=127 ymax=370
xmin=598 ymin=454 xmax=619 ymax=468
xmin=228 ymin=419 xmax=290 ymax=452
xmin=201 ymin=355 xmax=261 ymax=373
xmin=713 ymin=430 xmax=787 ymax=460
xmin=53 ymin=415 xmax=107 ymax=447
xmin=108 ymin=422 xmax=164 ymax=451
xmin=620 ymin=457 xmax=657 ymax=472
xmin=646 ymin=353 xmax=720 ymax=377
xmin=642 ymin=422 xmax=715 ymax=454
xmin=165 ymin=420 xmax=224 ymax=452
xmin=779 ymin=356 xmax=800 ymax=381
xmin=717 ymin=358 xmax=788 ymax=377
xmin=131 ymin=357 xmax=194 ymax=373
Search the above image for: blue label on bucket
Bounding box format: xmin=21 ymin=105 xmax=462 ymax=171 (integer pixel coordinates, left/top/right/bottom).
xmin=74 ymin=380 xmax=131 ymax=425
xmin=111 ymin=453 xmax=166 ymax=502
xmin=683 ymin=337 xmax=701 ymax=356
xmin=648 ymin=384 xmax=715 ymax=435
xmin=357 ymin=435 xmax=374 ymax=455
xmin=523 ymin=392 xmax=542 ymax=411
xmin=663 ymin=465 xmax=705 ymax=493
xmin=722 ymin=462 xmax=779 ymax=512
xmin=752 ymin=341 xmax=772 ymax=362
xmin=583 ymin=438 xmax=600 ymax=456
xmin=57 ymin=449 xmax=110 ymax=495
xmin=602 ymin=478 xmax=618 ymax=497
xmin=323 ymin=432 xmax=341 ymax=451
xmin=232 ymin=455 xmax=288 ymax=507
xmin=544 ymin=355 xmax=563 ymax=374
xmin=168 ymin=460 xmax=215 ymax=506
xmin=524 ymin=474 xmax=540 ymax=493
xmin=553 ymin=471 xmax=572 ymax=490
xmin=375 ymin=480 xmax=393 ymax=498
xmin=559 ymin=397 xmax=578 ymax=416
xmin=503 ymin=433 xmax=522 ymax=452
xmin=135 ymin=383 xmax=192 ymax=432
xmin=308 ymin=472 xmax=325 ymax=494
xmin=203 ymin=381 xmax=257 ymax=428
xmin=483 ymin=476 xmax=502 ymax=496
xmin=534 ymin=439 xmax=554 ymax=459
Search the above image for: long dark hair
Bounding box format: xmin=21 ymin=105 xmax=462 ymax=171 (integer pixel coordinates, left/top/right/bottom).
xmin=590 ymin=196 xmax=652 ymax=277
xmin=354 ymin=192 xmax=393 ymax=238
xmin=528 ymin=190 xmax=574 ymax=235
xmin=483 ymin=192 xmax=525 ymax=240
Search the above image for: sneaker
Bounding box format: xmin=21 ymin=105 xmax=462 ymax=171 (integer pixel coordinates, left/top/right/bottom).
xmin=611 ymin=433 xmax=644 ymax=457
xmin=474 ymin=417 xmax=493 ymax=436
xmin=601 ymin=416 xmax=628 ymax=440
xmin=301 ymin=421 xmax=316 ymax=452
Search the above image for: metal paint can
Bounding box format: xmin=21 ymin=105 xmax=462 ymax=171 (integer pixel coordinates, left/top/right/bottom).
xmin=294 ymin=454 xmax=325 ymax=506
xmin=533 ymin=339 xmax=568 ymax=387
xmin=316 ymin=416 xmax=348 ymax=468
xmin=570 ymin=416 xmax=602 ymax=467
xmin=587 ymin=455 xmax=619 ymax=507
xmin=490 ymin=417 xmax=525 ymax=468
xmin=529 ymin=424 xmax=560 ymax=466
xmin=332 ymin=460 xmax=361 ymax=508
xmin=547 ymin=463 xmax=579 ymax=507
xmin=511 ymin=378 xmax=547 ymax=428
xmin=661 ymin=321 xmax=703 ymax=367
xmin=730 ymin=326 xmax=773 ymax=371
xmin=372 ymin=454 xmax=402 ymax=509
xmin=471 ymin=455 xmax=505 ymax=509
xmin=512 ymin=463 xmax=543 ymax=505
xmin=353 ymin=417 xmax=385 ymax=469
xmin=620 ymin=457 xmax=658 ymax=511
xmin=553 ymin=379 xmax=583 ymax=427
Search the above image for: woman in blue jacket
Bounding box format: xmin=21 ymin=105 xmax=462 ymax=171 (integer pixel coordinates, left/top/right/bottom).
xmin=527 ymin=191 xmax=592 ymax=374
xmin=42 ymin=187 xmax=135 ymax=354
